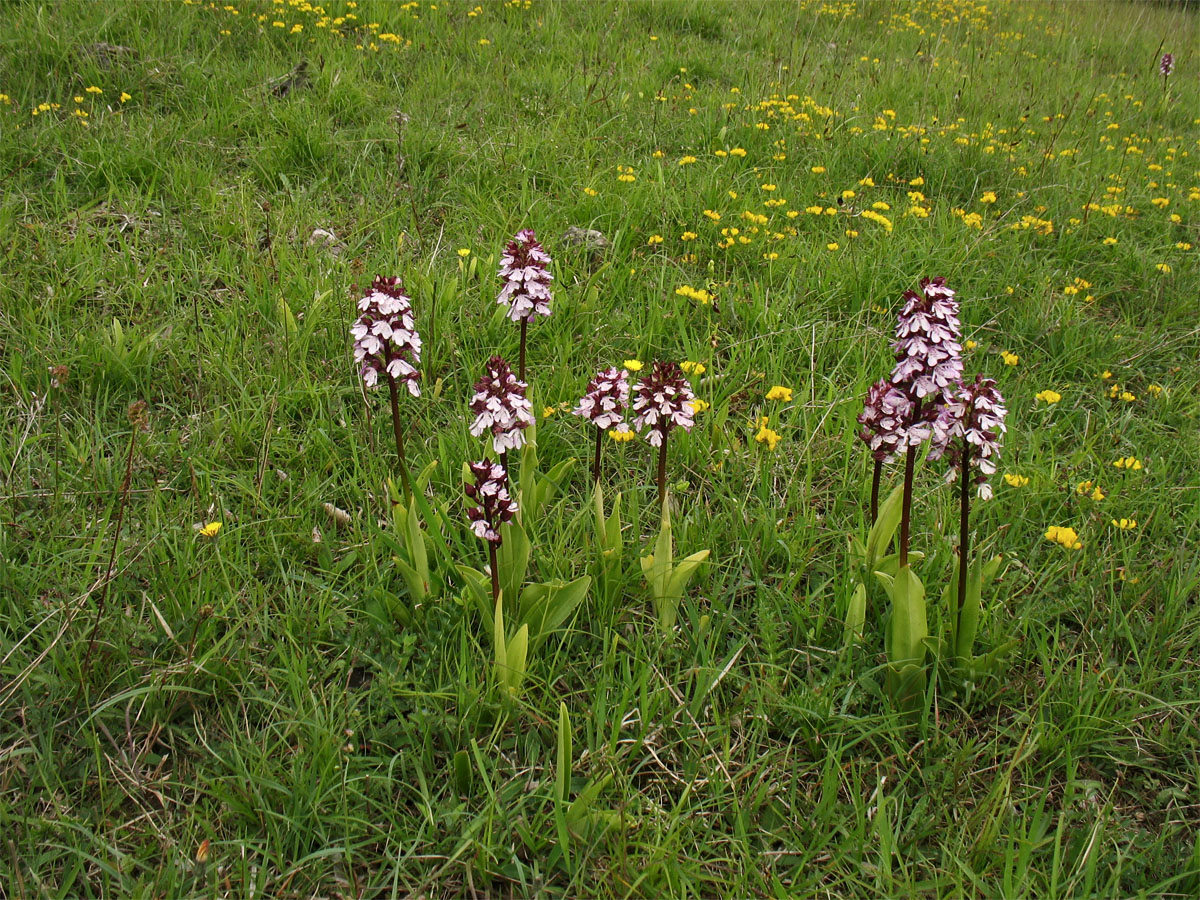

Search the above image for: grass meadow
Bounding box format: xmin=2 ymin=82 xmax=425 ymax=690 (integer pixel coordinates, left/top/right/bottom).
xmin=1 ymin=0 xmax=1199 ymax=896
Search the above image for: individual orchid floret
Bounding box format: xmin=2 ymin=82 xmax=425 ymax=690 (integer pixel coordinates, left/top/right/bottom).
xmin=574 ymin=367 xmax=630 ymax=429
xmin=465 ymin=458 xmax=518 ymax=546
xmin=890 ymin=275 xmax=964 ymax=404
xmin=352 ymin=276 xmax=422 ymax=394
xmin=1160 ymin=52 xmax=1174 ymax=77
xmin=929 ymin=375 xmax=1008 ymax=500
xmin=469 ymin=356 xmax=534 ymax=454
xmin=632 ymin=361 xmax=696 ymax=448
xmin=497 ymin=228 xmax=554 ymax=324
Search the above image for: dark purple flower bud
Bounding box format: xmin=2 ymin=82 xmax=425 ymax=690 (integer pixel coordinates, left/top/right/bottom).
xmin=1160 ymin=53 xmax=1174 ymax=77
xmin=497 ymin=228 xmax=553 ymax=323
xmin=465 ymin=459 xmax=518 ymax=545
xmin=632 ymin=361 xmax=696 ymax=448
xmin=469 ymin=356 xmax=534 ymax=454
xmin=573 ymin=367 xmax=630 ymax=429
xmin=351 ymin=276 xmax=422 ymax=393
xmin=928 ymin=375 xmax=1007 ymax=500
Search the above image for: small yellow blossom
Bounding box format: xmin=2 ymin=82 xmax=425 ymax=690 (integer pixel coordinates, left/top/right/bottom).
xmin=1112 ymin=456 xmax=1143 ymax=470
xmin=199 ymin=522 xmax=222 ymax=538
xmin=765 ymin=385 xmax=793 ymax=402
xmin=680 ymin=231 xmax=697 ymax=241
xmin=754 ymin=416 xmax=781 ymax=451
xmin=909 ymin=176 xmax=924 ymax=187
xmin=965 ymin=340 xmax=977 ymax=350
xmin=810 ymin=166 xmax=826 ymax=174
xmin=1119 ymin=391 xmax=1136 ymax=402
xmin=1035 ymin=389 xmax=1062 ymax=404
xmin=690 ymin=398 xmax=711 ymax=413
xmin=623 ymin=359 xmax=643 ymax=372
xmin=678 ymin=156 xmax=697 ymax=166
xmin=583 ymin=187 xmax=598 ymax=196
xmin=1001 ymin=351 xmax=1019 ymax=366
xmin=1147 ymin=384 xmax=1163 ymax=397
xmin=457 ymin=248 xmax=471 ymax=257
xmin=85 ymin=86 xmax=102 ymax=94
xmin=1103 ymin=237 xmax=1118 ymax=246
xmin=680 ymin=361 xmax=706 ymax=376
xmin=703 ymin=209 xmax=721 ymax=221
xmin=652 ymin=149 xmax=665 ymax=158
xmin=1044 ymin=525 xmax=1082 ymax=550
xmin=980 ymin=191 xmax=998 ymax=204
xmin=729 ymin=147 xmax=747 ymax=158
xmin=826 ymin=242 xmax=839 ymax=251
xmin=1077 ymin=480 xmax=1106 ymax=501
xmin=542 ymin=406 xmax=556 ymax=418
xmin=647 ymin=235 xmax=664 ymax=246
xmin=1110 ymin=518 xmax=1138 ymax=530
xmin=1155 ymin=263 xmax=1172 ymax=274
xmin=1100 ymin=370 xmax=1112 ymax=380
xmin=1003 ymin=474 xmax=1030 ymax=487
xmin=609 ymin=426 xmax=636 ymax=442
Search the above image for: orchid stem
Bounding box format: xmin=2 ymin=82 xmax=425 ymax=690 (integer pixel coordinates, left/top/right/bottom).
xmin=870 ymin=458 xmax=882 ymax=525
xmin=593 ymin=426 xmax=603 ymax=484
xmin=387 ymin=376 xmax=413 ymax=503
xmin=898 ymin=445 xmax=916 ymax=569
xmin=955 ymin=441 xmax=972 ymax=650
xmin=656 ymin=438 xmax=668 ymax=509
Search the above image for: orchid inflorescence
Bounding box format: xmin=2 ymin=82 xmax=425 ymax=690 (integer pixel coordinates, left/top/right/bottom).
xmin=573 ymin=367 xmax=630 ymax=430
xmin=632 ymin=361 xmax=696 ymax=448
xmin=929 ymin=374 xmax=1008 ymax=500
xmin=469 ymin=355 xmax=535 ymax=454
xmin=465 ymin=459 xmax=518 ymax=546
xmin=497 ymin=228 xmax=554 ymax=323
xmin=352 ymin=276 xmax=422 ymax=393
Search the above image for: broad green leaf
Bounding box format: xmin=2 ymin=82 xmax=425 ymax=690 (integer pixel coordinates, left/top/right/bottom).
xmin=456 ymin=565 xmax=492 ymax=625
xmin=865 ymin=484 xmax=904 ymax=568
xmin=497 ymin=520 xmax=530 ymax=610
xmin=888 ymin=565 xmax=928 ymax=668
xmin=395 ymin=558 xmax=427 ymax=603
xmin=845 ymin=582 xmax=867 ymax=644
xmin=505 ymin=624 xmax=529 ymax=696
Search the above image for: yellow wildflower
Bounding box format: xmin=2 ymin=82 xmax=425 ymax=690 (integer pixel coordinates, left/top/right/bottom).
xmin=1002 ymin=351 xmax=1019 ymax=366
xmin=1044 ymin=525 xmax=1082 ymax=550
xmin=199 ymin=522 xmax=222 ymax=538
xmin=680 ymin=361 xmax=706 ymax=376
xmin=623 ymin=359 xmax=643 ymax=372
xmin=1110 ymin=518 xmax=1138 ymax=530
xmin=766 ymin=385 xmax=792 ymax=402
xmin=1003 ymin=474 xmax=1029 ymax=487
xmin=1112 ymin=457 xmax=1143 ymax=470
xmin=1035 ymin=390 xmax=1062 ymax=404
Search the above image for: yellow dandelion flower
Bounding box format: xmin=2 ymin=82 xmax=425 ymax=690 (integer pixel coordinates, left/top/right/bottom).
xmin=623 ymin=359 xmax=643 ymax=372
xmin=199 ymin=522 xmax=222 ymax=538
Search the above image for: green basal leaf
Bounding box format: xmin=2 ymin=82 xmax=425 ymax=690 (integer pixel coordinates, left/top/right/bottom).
xmin=887 ymin=565 xmax=928 ymax=669
xmin=395 ymin=558 xmax=428 ymax=604
xmin=456 ymin=565 xmax=492 ymax=625
xmin=453 ymin=749 xmax=472 ymax=796
xmin=505 ymin=624 xmax=529 ymax=697
xmin=557 ymin=702 xmax=571 ymax=803
xmin=497 ymin=520 xmax=530 ymax=611
xmin=865 ymin=484 xmax=905 ymax=569
xmin=845 ymin=581 xmax=867 ymax=645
